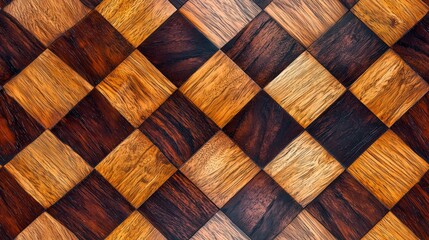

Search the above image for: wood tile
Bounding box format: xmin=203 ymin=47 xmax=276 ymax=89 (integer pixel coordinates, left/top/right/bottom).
xmin=192 ymin=212 xmax=250 ymax=240
xmin=309 ymin=12 xmax=388 ymax=87
xmin=80 ymin=0 xmax=102 ymax=9
xmin=306 ymin=172 xmax=388 ymax=240
xmin=181 ymin=132 xmax=260 ymax=207
xmin=139 ymin=172 xmax=218 ymax=240
xmin=5 ymin=131 xmax=92 ymax=208
xmin=138 ymin=12 xmax=217 ymax=87
xmin=224 ymin=92 xmax=303 ymax=168
xmin=96 ymin=0 xmax=175 ymax=47
xmin=0 ymin=0 xmax=11 ymax=8
xmin=222 ymin=171 xmax=302 ymax=240
xmin=97 ymin=130 xmax=176 ymax=207
xmin=180 ymin=51 xmax=260 ymax=127
xmin=48 ymin=171 xmax=134 ymax=240
xmin=169 ymin=0 xmax=187 ymax=8
xmin=4 ymin=0 xmax=89 ymax=46
xmin=4 ymin=50 xmax=93 ymax=128
xmin=0 ymin=89 xmax=44 ymax=165
xmin=266 ymin=0 xmax=347 ymax=47
xmin=97 ymin=51 xmax=176 ymax=127
xmin=265 ymin=132 xmax=344 ymax=206
xmin=339 ymin=0 xmax=358 ymax=8
xmin=362 ymin=212 xmax=419 ymax=240
xmin=0 ymin=168 xmax=44 ymax=240
xmin=0 ymin=11 xmax=44 ymax=85
xmin=51 ymin=90 xmax=134 ymax=167
xmin=180 ymin=0 xmax=261 ymax=47
xmin=352 ymin=0 xmax=428 ymax=46
xmin=253 ymin=0 xmax=273 ymax=8
xmin=140 ymin=91 xmax=218 ymax=167
xmin=49 ymin=11 xmax=133 ymax=85
xmin=350 ymin=50 xmax=429 ymax=127
xmin=265 ymin=51 xmax=346 ymax=127
xmin=222 ymin=12 xmax=304 ymax=87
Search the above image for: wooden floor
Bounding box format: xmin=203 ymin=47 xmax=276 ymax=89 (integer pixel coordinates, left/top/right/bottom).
xmin=1 ymin=0 xmax=429 ymax=239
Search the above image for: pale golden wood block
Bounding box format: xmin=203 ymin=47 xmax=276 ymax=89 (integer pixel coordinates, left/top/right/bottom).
xmin=192 ymin=212 xmax=250 ymax=240
xmin=180 ymin=51 xmax=260 ymax=127
xmin=180 ymin=0 xmax=261 ymax=47
xmin=350 ymin=50 xmax=429 ymax=127
xmin=352 ymin=0 xmax=429 ymax=46
xmin=362 ymin=212 xmax=419 ymax=240
xmin=266 ymin=0 xmax=346 ymax=47
xmin=15 ymin=212 xmax=78 ymax=240
xmin=97 ymin=130 xmax=176 ymax=208
xmin=5 ymin=131 xmax=92 ymax=208
xmin=4 ymin=50 xmax=93 ymax=128
xmin=96 ymin=0 xmax=176 ymax=47
xmin=97 ymin=51 xmax=176 ymax=127
xmin=181 ymin=132 xmax=259 ymax=207
xmin=265 ymin=52 xmax=345 ymax=127
xmin=265 ymin=132 xmax=344 ymax=206
xmin=349 ymin=130 xmax=429 ymax=208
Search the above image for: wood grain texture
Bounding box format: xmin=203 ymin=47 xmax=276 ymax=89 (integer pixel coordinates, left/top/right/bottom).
xmin=309 ymin=12 xmax=388 ymax=87
xmin=181 ymin=132 xmax=259 ymax=207
xmin=362 ymin=212 xmax=419 ymax=240
xmin=138 ymin=12 xmax=217 ymax=87
xmin=352 ymin=0 xmax=428 ymax=46
xmin=180 ymin=0 xmax=261 ymax=47
xmin=265 ymin=51 xmax=346 ymax=127
xmin=96 ymin=0 xmax=175 ymax=47
xmin=51 ymin=90 xmax=134 ymax=167
xmin=192 ymin=212 xmax=250 ymax=240
xmin=265 ymin=132 xmax=344 ymax=206
xmin=97 ymin=51 xmax=176 ymax=127
xmin=15 ymin=213 xmax=78 ymax=240
xmin=222 ymin=12 xmax=304 ymax=87
xmin=48 ymin=171 xmax=134 ymax=240
xmin=266 ymin=0 xmax=347 ymax=47
xmin=224 ymin=91 xmax=303 ymax=168
xmin=0 ymin=89 xmax=44 ymax=165
xmin=339 ymin=0 xmax=358 ymax=8
xmin=222 ymin=172 xmax=302 ymax=240
xmin=139 ymin=172 xmax=218 ymax=240
xmin=4 ymin=0 xmax=89 ymax=46
xmin=97 ymin=130 xmax=176 ymax=207
xmin=0 ymin=11 xmax=44 ymax=85
xmin=140 ymin=91 xmax=218 ymax=167
xmin=5 ymin=131 xmax=92 ymax=208
xmin=350 ymin=50 xmax=429 ymax=127
xmin=4 ymin=50 xmax=93 ymax=128
xmin=180 ymin=51 xmax=260 ymax=127
xmin=49 ymin=11 xmax=133 ymax=85
xmin=80 ymin=0 xmax=102 ymax=8
xmin=306 ymin=172 xmax=388 ymax=240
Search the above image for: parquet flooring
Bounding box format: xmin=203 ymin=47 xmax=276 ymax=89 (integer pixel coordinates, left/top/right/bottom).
xmin=0 ymin=0 xmax=428 ymax=239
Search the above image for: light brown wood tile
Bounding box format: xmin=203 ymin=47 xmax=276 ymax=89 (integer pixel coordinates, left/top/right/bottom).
xmin=362 ymin=212 xmax=419 ymax=240
xmin=181 ymin=132 xmax=260 ymax=207
xmin=180 ymin=0 xmax=261 ymax=47
xmin=266 ymin=0 xmax=347 ymax=47
xmin=349 ymin=130 xmax=429 ymax=208
xmin=4 ymin=50 xmax=93 ymax=129
xmin=180 ymin=51 xmax=260 ymax=127
xmin=350 ymin=50 xmax=429 ymax=127
xmin=97 ymin=51 xmax=176 ymax=127
xmin=265 ymin=51 xmax=345 ymax=128
xmin=5 ymin=131 xmax=92 ymax=208
xmin=96 ymin=130 xmax=176 ymax=208
xmin=96 ymin=0 xmax=176 ymax=47
xmin=192 ymin=212 xmax=249 ymax=240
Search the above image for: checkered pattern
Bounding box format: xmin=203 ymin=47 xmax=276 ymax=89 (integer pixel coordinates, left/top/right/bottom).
xmin=1 ymin=0 xmax=429 ymax=239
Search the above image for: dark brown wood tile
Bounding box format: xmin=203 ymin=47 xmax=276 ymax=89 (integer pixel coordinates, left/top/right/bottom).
xmin=139 ymin=172 xmax=218 ymax=240
xmin=80 ymin=0 xmax=102 ymax=8
xmin=339 ymin=0 xmax=358 ymax=9
xmin=0 ymin=0 xmax=11 ymax=8
xmin=169 ymin=0 xmax=187 ymax=8
xmin=222 ymin=171 xmax=302 ymax=240
xmin=252 ymin=0 xmax=273 ymax=8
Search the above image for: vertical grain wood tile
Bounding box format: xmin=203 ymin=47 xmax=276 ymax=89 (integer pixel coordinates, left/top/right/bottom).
xmin=138 ymin=12 xmax=218 ymax=87
xmin=266 ymin=0 xmax=347 ymax=47
xmin=265 ymin=51 xmax=346 ymax=127
xmin=4 ymin=50 xmax=93 ymax=129
xmin=192 ymin=212 xmax=250 ymax=240
xmin=180 ymin=51 xmax=260 ymax=127
xmin=80 ymin=0 xmax=102 ymax=8
xmin=180 ymin=0 xmax=261 ymax=47
xmin=140 ymin=91 xmax=219 ymax=167
xmin=339 ymin=0 xmax=358 ymax=8
xmin=181 ymin=132 xmax=260 ymax=207
xmin=96 ymin=0 xmax=175 ymax=47
xmin=139 ymin=172 xmax=218 ymax=240
xmin=222 ymin=12 xmax=304 ymax=87
xmin=97 ymin=51 xmax=176 ymax=127
xmin=169 ymin=0 xmax=187 ymax=8
xmin=362 ymin=212 xmax=419 ymax=240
